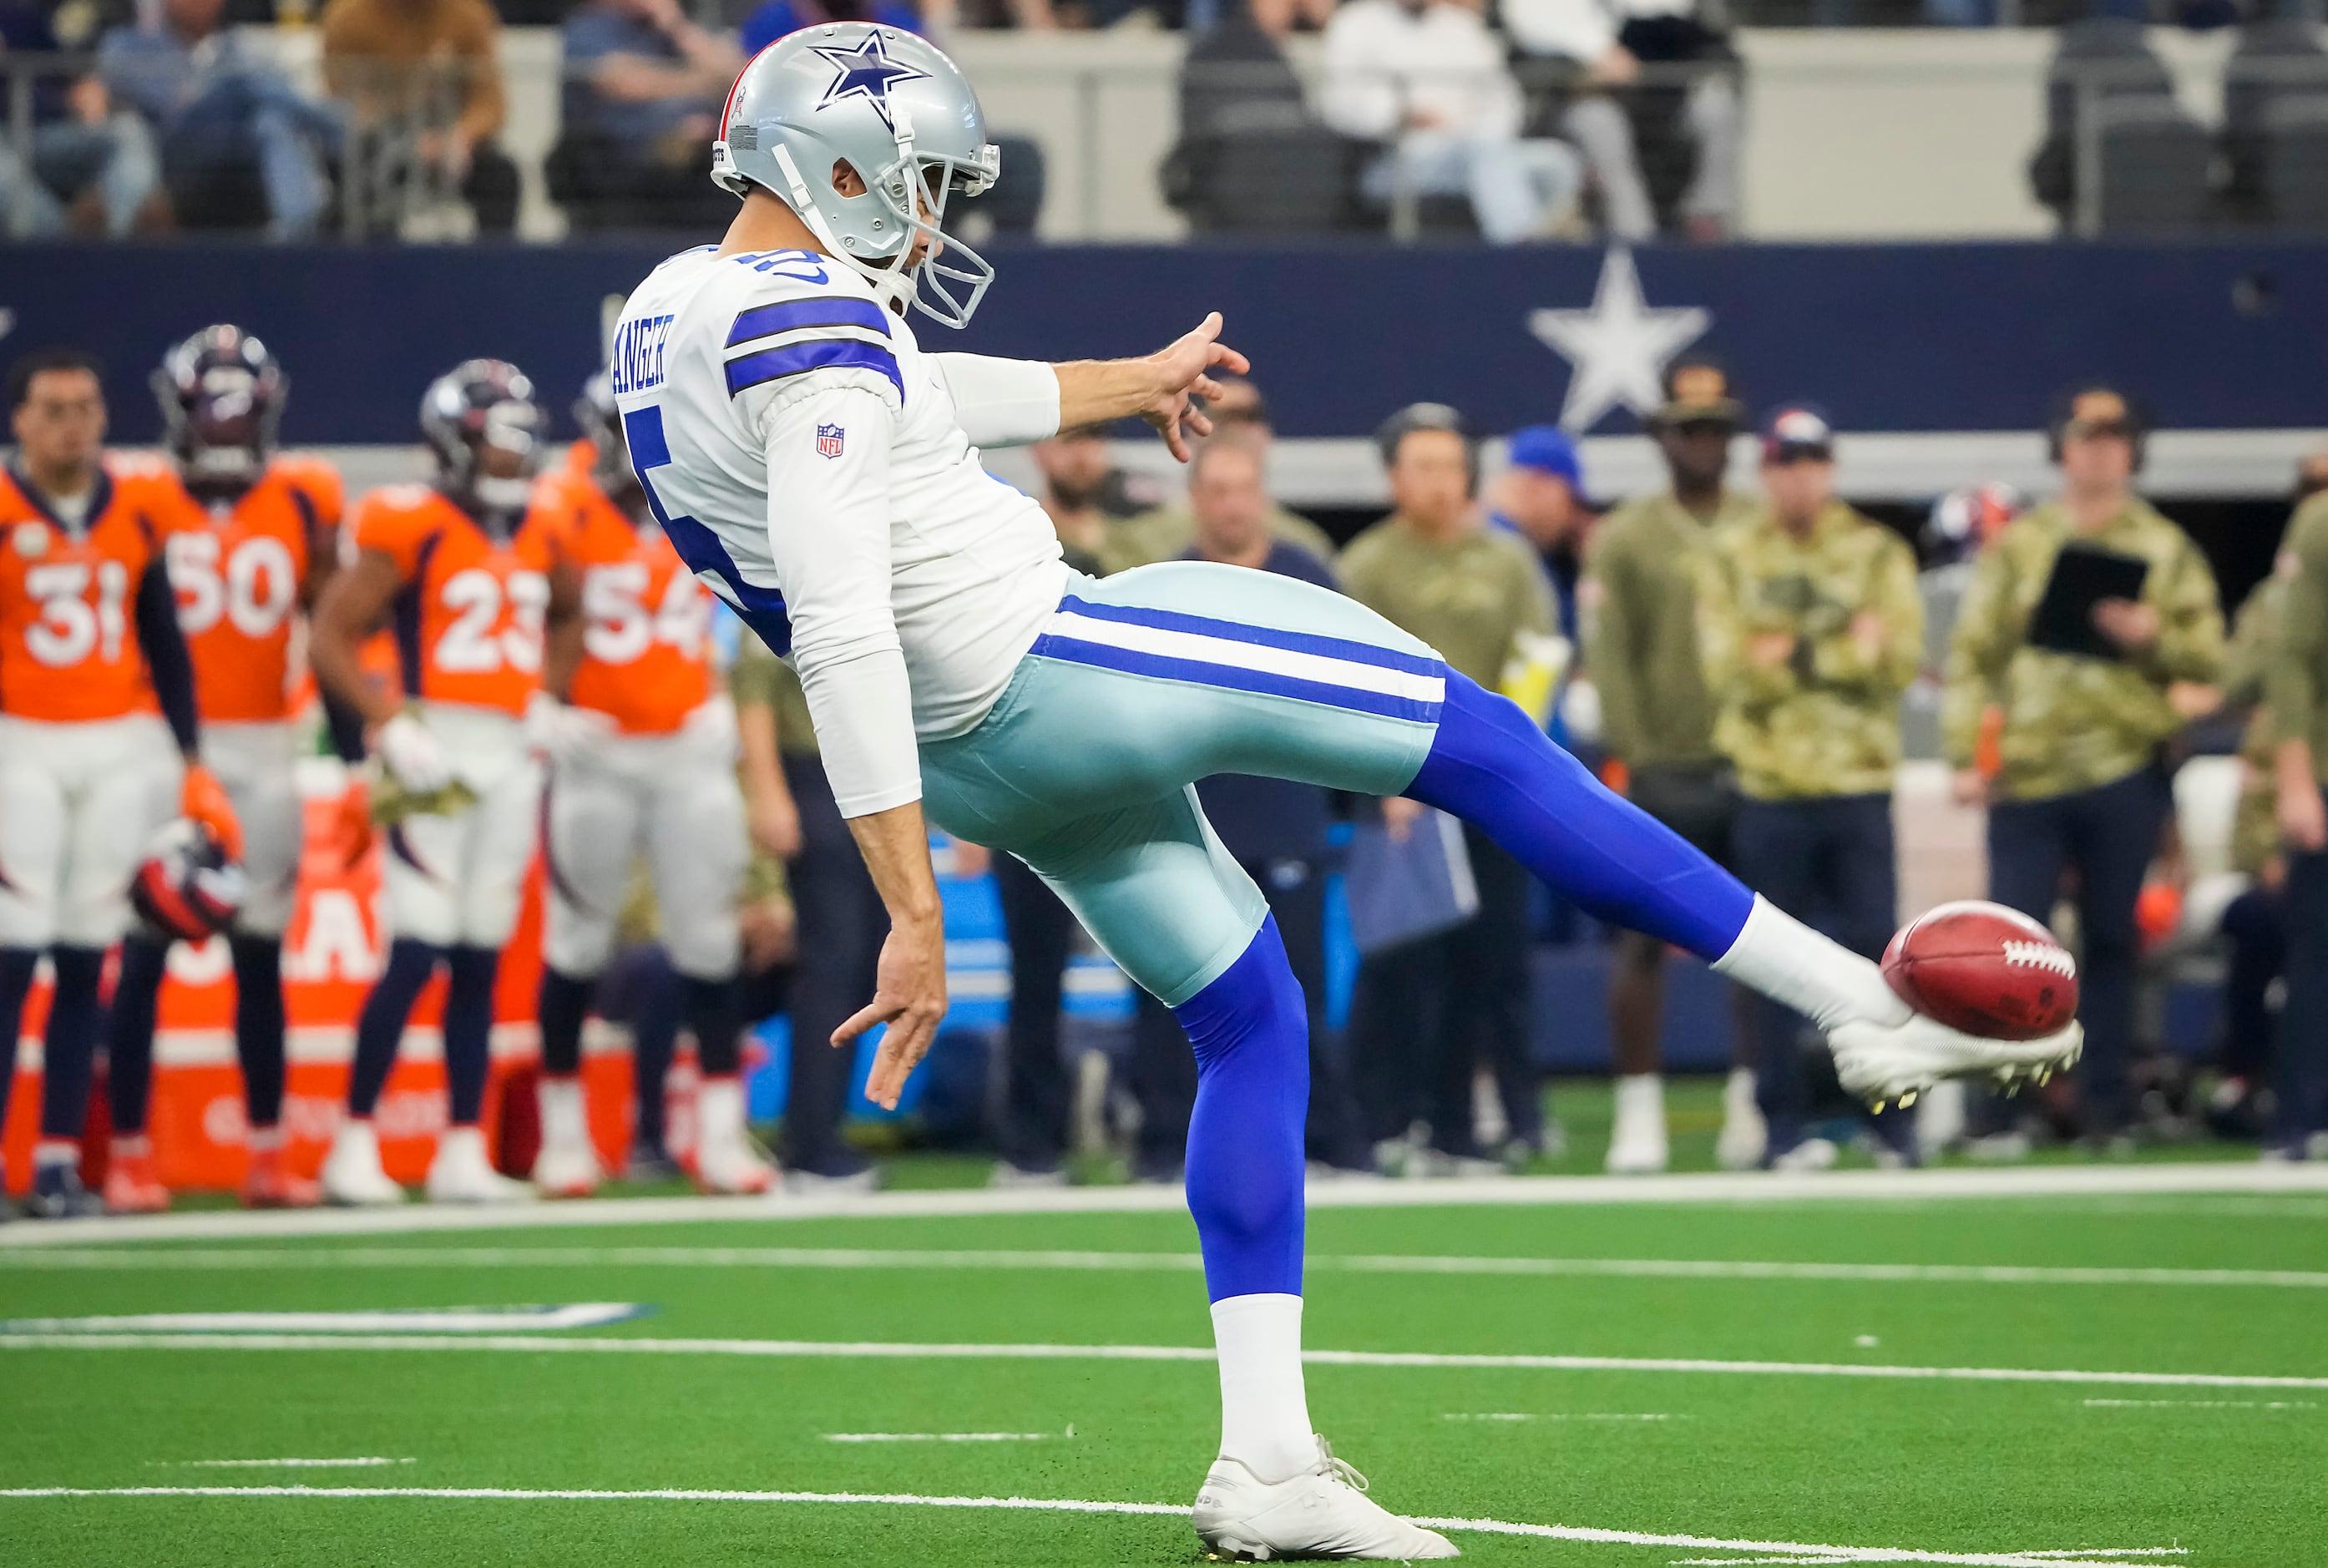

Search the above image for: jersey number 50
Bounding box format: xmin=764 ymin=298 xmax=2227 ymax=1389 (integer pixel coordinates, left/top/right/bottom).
xmin=169 ymin=533 xmax=299 ymax=640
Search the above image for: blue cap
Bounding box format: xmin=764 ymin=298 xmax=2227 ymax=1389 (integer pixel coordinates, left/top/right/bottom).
xmin=1506 ymin=425 xmax=1584 ymax=491
xmin=1761 ymin=404 xmax=1835 ymax=463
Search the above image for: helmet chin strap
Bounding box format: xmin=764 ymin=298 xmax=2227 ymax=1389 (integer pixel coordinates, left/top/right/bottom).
xmin=768 ymin=142 xmax=914 ymax=318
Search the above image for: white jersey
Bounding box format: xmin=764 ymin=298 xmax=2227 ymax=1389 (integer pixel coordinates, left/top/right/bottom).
xmin=611 ymin=245 xmax=1068 ymax=816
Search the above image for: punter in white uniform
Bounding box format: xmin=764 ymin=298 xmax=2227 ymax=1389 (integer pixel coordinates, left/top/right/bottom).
xmin=620 ymin=26 xmax=2083 ymax=1560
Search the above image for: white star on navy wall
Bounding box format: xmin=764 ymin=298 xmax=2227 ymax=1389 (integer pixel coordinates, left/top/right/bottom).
xmin=810 ymin=33 xmax=928 ymax=132
xmin=1527 ymin=249 xmax=1711 ymax=432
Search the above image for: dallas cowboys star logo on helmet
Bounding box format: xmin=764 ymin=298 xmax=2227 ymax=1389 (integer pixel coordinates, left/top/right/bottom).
xmin=809 ymin=32 xmax=929 ymax=132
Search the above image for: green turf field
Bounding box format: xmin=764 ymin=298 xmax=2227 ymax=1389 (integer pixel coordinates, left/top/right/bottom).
xmin=3 ymin=1179 xmax=2325 ymax=1566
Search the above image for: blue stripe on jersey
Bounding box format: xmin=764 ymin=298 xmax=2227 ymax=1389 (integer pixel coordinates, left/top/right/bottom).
xmin=726 ymin=297 xmax=890 ymax=346
xmin=1028 ymin=630 xmax=1445 ymax=726
xmin=1054 ymin=594 xmax=1445 ymax=679
xmin=724 ymin=339 xmax=904 ymax=402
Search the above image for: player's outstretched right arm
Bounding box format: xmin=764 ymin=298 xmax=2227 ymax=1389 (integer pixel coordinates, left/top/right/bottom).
xmin=1052 ymin=312 xmax=1251 ymax=463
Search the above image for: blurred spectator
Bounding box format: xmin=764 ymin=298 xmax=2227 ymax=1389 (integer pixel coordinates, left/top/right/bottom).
xmin=2262 ymin=451 xmax=2328 ymax=1161
xmin=1123 ymin=378 xmax=1338 ymax=564
xmin=1580 ymin=359 xmax=1761 ymax=1175
xmin=1485 ymin=424 xmax=1595 ymax=649
xmin=1341 ymin=403 xmax=1555 ymax=1171
xmin=1503 ymin=0 xmax=1739 ymax=240
xmin=552 ymin=0 xmax=741 ymax=230
xmin=1944 ymin=387 xmax=2224 ymax=1151
xmin=1035 ymin=425 xmax=1155 ymax=575
xmin=741 ymin=0 xmax=920 ymax=56
xmin=1319 ymin=0 xmax=1582 ymax=244
xmin=100 ymin=0 xmax=340 ymax=237
xmin=1126 ymin=432 xmax=1371 ymax=1181
xmin=731 ymin=629 xmax=880 ymax=1188
xmin=1163 ymin=0 xmax=1344 ymax=234
xmin=1905 ymin=481 xmax=2026 ymax=761
xmin=0 ymin=0 xmax=160 ymax=238
xmin=1697 ymin=407 xmax=1922 ymax=1170
xmin=321 ymin=0 xmax=521 ymax=235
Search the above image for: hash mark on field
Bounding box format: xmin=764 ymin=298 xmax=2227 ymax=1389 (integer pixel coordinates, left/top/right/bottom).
xmin=0 ymin=1484 xmax=2193 ymax=1566
xmin=822 ymin=1433 xmax=1059 ymax=1444
xmin=165 ymin=1459 xmax=415 ymax=1469
xmin=10 ymin=1246 xmax=2328 ymax=1292
xmin=2081 ymin=1399 xmax=2318 ymax=1410
xmin=8 ymin=1330 xmax=2321 ymax=1393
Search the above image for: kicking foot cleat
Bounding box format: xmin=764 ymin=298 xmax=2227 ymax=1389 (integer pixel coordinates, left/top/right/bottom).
xmin=1828 ymin=1012 xmax=2083 ymax=1105
xmin=1192 ymin=1437 xmax=1459 ymax=1560
xmin=241 ymin=1146 xmax=321 ymax=1210
xmin=25 ymin=1162 xmax=104 ymax=1220
xmin=102 ymin=1143 xmax=171 ymax=1215
xmin=425 ymin=1127 xmax=536 ymax=1206
xmin=531 ymin=1136 xmax=604 ymax=1200
xmin=321 ymin=1121 xmax=406 ymax=1207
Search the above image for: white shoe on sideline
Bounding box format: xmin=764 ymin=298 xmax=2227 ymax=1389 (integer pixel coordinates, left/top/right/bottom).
xmin=425 ymin=1127 xmax=536 ymax=1206
xmin=1192 ymin=1437 xmax=1459 ymax=1560
xmin=1716 ymin=1067 xmax=1766 ymax=1171
xmin=1828 ymin=1014 xmax=2083 ymax=1107
xmin=321 ymin=1120 xmax=405 ymax=1208
xmin=531 ymin=1136 xmax=602 ymax=1199
xmin=1769 ymin=1136 xmax=1839 ymax=1173
xmin=696 ymin=1134 xmax=779 ymax=1196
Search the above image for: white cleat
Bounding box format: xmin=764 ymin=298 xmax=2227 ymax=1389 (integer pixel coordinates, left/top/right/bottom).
xmin=1715 ymin=1068 xmax=1767 ymax=1171
xmin=1192 ymin=1438 xmax=1459 ymax=1561
xmin=1828 ymin=1014 xmax=2084 ymax=1108
xmin=320 ymin=1120 xmax=405 ymax=1208
xmin=695 ymin=1134 xmax=779 ymax=1196
xmin=530 ymin=1136 xmax=603 ymax=1199
xmin=424 ymin=1126 xmax=537 ymax=1206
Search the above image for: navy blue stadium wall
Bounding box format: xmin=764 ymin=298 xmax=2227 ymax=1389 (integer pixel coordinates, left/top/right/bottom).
xmin=3 ymin=239 xmax=2323 ymax=443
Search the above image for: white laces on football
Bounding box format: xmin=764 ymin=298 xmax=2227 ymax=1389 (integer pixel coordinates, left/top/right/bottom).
xmin=1312 ymin=1437 xmax=1370 ymax=1495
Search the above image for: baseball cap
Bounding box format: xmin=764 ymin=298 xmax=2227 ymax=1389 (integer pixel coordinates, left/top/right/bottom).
xmin=1761 ymin=404 xmax=1835 ymax=464
xmin=1506 ymin=425 xmax=1584 ymax=492
xmin=1652 ymin=360 xmax=1744 ymax=428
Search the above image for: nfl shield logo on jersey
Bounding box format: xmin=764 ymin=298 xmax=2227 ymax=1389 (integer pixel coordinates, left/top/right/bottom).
xmin=816 ymin=423 xmax=846 ymax=459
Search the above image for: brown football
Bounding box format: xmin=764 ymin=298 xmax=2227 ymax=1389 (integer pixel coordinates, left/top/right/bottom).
xmin=1881 ymin=900 xmax=2079 ymax=1041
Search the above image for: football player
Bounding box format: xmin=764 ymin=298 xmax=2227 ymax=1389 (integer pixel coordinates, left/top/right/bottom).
xmin=101 ymin=326 xmax=345 ymax=1213
xmin=0 ymin=349 xmax=241 ymax=1219
xmin=309 ymin=360 xmax=575 ymax=1207
xmin=621 ymin=28 xmax=2078 ymax=1558
xmin=529 ymin=374 xmax=768 ymax=1197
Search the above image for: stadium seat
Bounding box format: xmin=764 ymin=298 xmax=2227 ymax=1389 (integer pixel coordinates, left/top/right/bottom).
xmin=2093 ymin=99 xmax=2215 ymax=235
xmin=2028 ymin=18 xmax=2206 ymax=235
xmin=2221 ymin=18 xmax=2328 ymax=227
xmin=1166 ymin=126 xmax=1350 ymax=235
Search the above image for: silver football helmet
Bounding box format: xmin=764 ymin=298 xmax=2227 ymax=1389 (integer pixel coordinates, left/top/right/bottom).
xmin=711 ymin=23 xmax=1001 ymax=329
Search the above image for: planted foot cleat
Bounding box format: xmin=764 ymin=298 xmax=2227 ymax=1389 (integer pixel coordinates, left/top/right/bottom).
xmin=1192 ymin=1437 xmax=1458 ymax=1560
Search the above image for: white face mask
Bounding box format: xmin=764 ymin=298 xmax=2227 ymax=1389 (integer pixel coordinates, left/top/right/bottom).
xmin=474 ymin=475 xmax=534 ymax=512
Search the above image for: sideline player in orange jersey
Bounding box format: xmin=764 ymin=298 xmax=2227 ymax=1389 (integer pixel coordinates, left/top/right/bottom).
xmin=308 ymin=360 xmax=579 ymax=1207
xmin=0 ymin=349 xmax=242 ymax=1220
xmin=101 ymin=327 xmax=347 ymax=1214
xmin=529 ymin=375 xmax=767 ymax=1198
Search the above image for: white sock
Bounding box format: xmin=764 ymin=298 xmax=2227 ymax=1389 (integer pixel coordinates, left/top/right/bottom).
xmin=1723 ymin=1067 xmax=1759 ymax=1118
xmin=1211 ymin=1293 xmax=1316 ymax=1485
xmin=539 ymin=1076 xmax=590 ymax=1148
xmin=696 ymin=1075 xmax=745 ymax=1148
xmin=1713 ymin=895 xmax=1908 ymax=1033
xmin=434 ymin=1125 xmax=486 ymax=1170
xmin=33 ymin=1138 xmax=77 ymax=1170
xmin=1613 ymin=1073 xmax=1664 ymax=1128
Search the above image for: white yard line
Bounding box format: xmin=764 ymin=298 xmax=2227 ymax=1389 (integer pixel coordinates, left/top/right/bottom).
xmin=0 ymin=1305 xmax=643 ymax=1334
xmin=0 ymin=1483 xmax=2189 ymax=1567
xmin=3 ymin=1331 xmax=2322 ymax=1391
xmin=164 ymin=1459 xmax=415 ymax=1469
xmin=6 ymin=1245 xmax=2317 ymax=1291
xmin=1441 ymin=1412 xmax=1676 ymax=1422
xmin=820 ymin=1433 xmax=1056 ymax=1443
xmin=2080 ymin=1399 xmax=2317 ymax=1410
xmin=4 ymin=1162 xmax=2325 ymax=1247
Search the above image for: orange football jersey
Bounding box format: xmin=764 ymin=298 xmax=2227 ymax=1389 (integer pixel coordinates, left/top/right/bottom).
xmin=0 ymin=463 xmax=170 ymax=724
xmin=537 ymin=468 xmax=712 ymax=736
xmin=353 ymin=484 xmax=554 ymax=717
xmin=153 ymin=455 xmax=344 ymax=724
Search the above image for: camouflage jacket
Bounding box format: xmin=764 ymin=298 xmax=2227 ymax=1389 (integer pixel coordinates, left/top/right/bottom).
xmin=2224 ymin=571 xmax=2288 ymax=875
xmin=1696 ymin=502 xmax=1923 ymax=801
xmin=1582 ymin=488 xmax=1761 ymax=768
xmin=2269 ymin=493 xmax=2328 ymax=786
xmin=1941 ymin=498 xmax=2224 ymax=802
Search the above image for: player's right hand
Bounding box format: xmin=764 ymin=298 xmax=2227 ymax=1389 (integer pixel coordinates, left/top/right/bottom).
xmin=180 ymin=764 xmax=245 ymax=862
xmin=838 ymin=917 xmax=949 ymax=1111
xmin=1141 ymin=312 xmax=1251 ymax=463
xmin=377 ymin=711 xmax=453 ymax=794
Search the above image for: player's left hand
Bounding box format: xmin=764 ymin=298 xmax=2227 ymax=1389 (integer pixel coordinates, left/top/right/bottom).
xmin=181 ymin=763 xmax=245 ymax=862
xmin=838 ymin=916 xmax=949 ymax=1110
xmin=1141 ymin=312 xmax=1251 ymax=463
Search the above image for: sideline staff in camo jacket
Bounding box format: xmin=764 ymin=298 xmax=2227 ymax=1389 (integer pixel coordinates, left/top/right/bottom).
xmin=2265 ymin=481 xmax=2328 ymax=1159
xmin=1697 ymin=407 xmax=1921 ymax=1167
xmin=1579 ymin=359 xmax=1762 ymax=1175
xmin=1942 ymin=386 xmax=2224 ymax=1143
